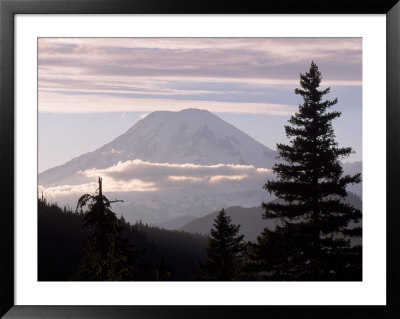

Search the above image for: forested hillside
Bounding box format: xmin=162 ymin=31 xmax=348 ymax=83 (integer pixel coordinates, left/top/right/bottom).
xmin=38 ymin=198 xmax=207 ymax=281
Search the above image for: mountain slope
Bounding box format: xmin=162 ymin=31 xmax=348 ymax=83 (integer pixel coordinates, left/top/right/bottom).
xmin=156 ymin=215 xmax=197 ymax=230
xmin=39 ymin=109 xmax=277 ymax=187
xmin=180 ymin=193 xmax=362 ymax=242
xmin=180 ymin=206 xmax=272 ymax=242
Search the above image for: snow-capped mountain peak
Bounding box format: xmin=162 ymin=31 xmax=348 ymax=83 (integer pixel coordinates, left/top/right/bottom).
xmin=39 ymin=109 xmax=277 ymax=187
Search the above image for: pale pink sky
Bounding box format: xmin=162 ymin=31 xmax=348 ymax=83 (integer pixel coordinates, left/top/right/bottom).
xmin=38 ymin=37 xmax=362 ymax=114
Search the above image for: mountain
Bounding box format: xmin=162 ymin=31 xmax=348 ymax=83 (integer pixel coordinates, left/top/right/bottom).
xmin=38 ymin=109 xmax=361 ymax=225
xmin=342 ymin=161 xmax=362 ymax=197
xmin=39 ymin=109 xmax=277 ymax=187
xmin=180 ymin=193 xmax=362 ymax=242
xmin=156 ymin=215 xmax=197 ymax=230
xmin=180 ymin=206 xmax=270 ymax=242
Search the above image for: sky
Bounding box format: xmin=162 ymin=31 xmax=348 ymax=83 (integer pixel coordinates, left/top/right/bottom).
xmin=38 ymin=38 xmax=362 ymax=173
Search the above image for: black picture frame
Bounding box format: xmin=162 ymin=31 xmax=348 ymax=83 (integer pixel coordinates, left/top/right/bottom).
xmin=1 ymin=0 xmax=399 ymax=318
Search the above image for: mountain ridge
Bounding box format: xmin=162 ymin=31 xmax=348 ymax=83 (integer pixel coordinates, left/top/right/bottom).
xmin=179 ymin=192 xmax=362 ymax=242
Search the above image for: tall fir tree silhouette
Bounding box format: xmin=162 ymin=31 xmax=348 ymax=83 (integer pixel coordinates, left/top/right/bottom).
xmin=74 ymin=177 xmax=140 ymax=280
xmin=200 ymin=209 xmax=247 ymax=280
xmin=249 ymin=62 xmax=362 ymax=280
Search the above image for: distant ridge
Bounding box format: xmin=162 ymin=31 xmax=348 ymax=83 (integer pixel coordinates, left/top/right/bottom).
xmin=180 ymin=206 xmax=271 ymax=242
xmin=180 ymin=193 xmax=362 ymax=242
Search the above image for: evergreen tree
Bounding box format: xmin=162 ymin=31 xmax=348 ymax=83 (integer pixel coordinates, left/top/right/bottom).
xmin=200 ymin=209 xmax=247 ymax=280
xmin=249 ymin=62 xmax=362 ymax=280
xmin=155 ymin=256 xmax=172 ymax=281
xmin=74 ymin=177 xmax=139 ymax=280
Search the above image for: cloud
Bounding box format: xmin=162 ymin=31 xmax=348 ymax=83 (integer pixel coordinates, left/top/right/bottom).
xmin=38 ymin=91 xmax=296 ymax=115
xmin=80 ymin=159 xmax=270 ymax=182
xmin=38 ymin=38 xmax=362 ymax=114
xmin=39 ymin=159 xmax=273 ymax=198
xmin=38 ymin=180 xmax=158 ymax=196
xmin=209 ymin=175 xmax=249 ymax=183
xmin=169 ymin=176 xmax=204 ymax=182
xmin=38 ymin=182 xmax=99 ymax=196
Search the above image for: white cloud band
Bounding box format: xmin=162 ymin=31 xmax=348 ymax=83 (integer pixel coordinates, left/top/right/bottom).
xmin=39 ymin=159 xmax=273 ymax=197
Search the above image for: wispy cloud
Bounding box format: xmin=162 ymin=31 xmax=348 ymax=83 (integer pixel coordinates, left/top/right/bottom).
xmin=38 ymin=38 xmax=362 ymax=114
xmin=39 ymin=91 xmax=296 ymax=115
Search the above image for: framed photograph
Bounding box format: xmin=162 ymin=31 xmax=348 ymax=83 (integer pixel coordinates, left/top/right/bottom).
xmin=1 ymin=0 xmax=399 ymax=318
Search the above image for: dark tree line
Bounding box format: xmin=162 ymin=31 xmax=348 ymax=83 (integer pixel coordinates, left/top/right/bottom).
xmin=38 ymin=195 xmax=208 ymax=281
